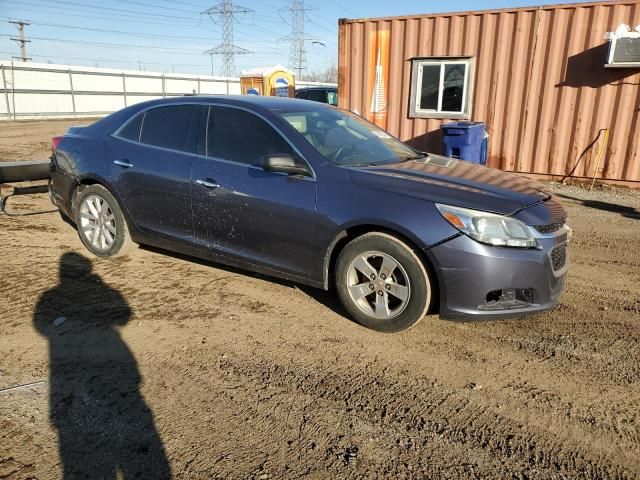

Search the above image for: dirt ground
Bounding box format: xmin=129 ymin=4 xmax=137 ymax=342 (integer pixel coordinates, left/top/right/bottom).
xmin=0 ymin=119 xmax=93 ymax=162
xmin=1 ymin=120 xmax=640 ymax=479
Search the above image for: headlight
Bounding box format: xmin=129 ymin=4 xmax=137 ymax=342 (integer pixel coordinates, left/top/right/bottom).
xmin=435 ymin=204 xmax=537 ymax=248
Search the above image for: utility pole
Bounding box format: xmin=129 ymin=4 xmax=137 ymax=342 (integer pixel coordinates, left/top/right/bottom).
xmin=9 ymin=21 xmax=31 ymax=62
xmin=202 ymin=0 xmax=253 ymax=92
xmin=282 ymin=1 xmax=313 ymax=79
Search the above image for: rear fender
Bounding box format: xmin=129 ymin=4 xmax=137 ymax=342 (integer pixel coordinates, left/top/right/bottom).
xmin=70 ymin=175 xmax=140 ymax=241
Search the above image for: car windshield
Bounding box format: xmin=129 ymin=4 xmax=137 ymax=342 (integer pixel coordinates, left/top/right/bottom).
xmin=277 ymin=108 xmax=420 ymax=166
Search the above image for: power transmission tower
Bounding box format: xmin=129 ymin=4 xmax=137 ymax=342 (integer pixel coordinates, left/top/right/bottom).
xmin=9 ymin=21 xmax=31 ymax=62
xmin=201 ymin=0 xmax=253 ymax=87
xmin=282 ymin=1 xmax=313 ymax=79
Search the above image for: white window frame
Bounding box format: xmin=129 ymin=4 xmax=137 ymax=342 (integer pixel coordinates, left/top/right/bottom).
xmin=409 ymin=57 xmax=474 ymax=119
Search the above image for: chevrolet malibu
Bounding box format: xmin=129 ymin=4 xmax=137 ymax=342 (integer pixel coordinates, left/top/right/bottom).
xmin=49 ymin=96 xmax=570 ymax=332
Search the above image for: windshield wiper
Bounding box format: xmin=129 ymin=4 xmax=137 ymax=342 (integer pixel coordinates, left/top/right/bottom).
xmin=402 ymin=153 xmax=428 ymax=161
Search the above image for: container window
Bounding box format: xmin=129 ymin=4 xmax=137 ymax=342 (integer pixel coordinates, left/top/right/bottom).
xmin=410 ymin=58 xmax=473 ymax=119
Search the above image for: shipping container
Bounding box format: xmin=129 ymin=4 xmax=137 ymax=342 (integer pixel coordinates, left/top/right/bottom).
xmin=338 ymin=0 xmax=640 ymax=186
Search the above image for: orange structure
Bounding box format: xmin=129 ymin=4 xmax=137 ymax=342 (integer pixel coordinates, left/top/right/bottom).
xmin=338 ymin=1 xmax=640 ymax=186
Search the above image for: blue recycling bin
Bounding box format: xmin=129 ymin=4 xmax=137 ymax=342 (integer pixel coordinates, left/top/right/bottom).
xmin=441 ymin=122 xmax=488 ymax=165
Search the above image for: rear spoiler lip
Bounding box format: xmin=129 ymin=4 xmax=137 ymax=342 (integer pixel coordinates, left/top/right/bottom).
xmin=65 ymin=125 xmax=86 ymax=135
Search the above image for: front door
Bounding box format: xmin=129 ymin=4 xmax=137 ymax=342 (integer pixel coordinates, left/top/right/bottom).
xmin=191 ymin=106 xmax=317 ymax=279
xmin=107 ymin=104 xmax=205 ymax=243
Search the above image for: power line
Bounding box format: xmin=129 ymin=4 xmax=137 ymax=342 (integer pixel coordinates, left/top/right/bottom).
xmin=0 ymin=33 xmax=276 ymax=55
xmin=201 ymin=1 xmax=253 ymax=78
xmin=8 ymin=1 xmax=206 ymax=27
xmin=107 ymin=0 xmax=203 ymax=15
xmin=0 ymin=16 xmax=281 ymax=44
xmin=9 ymin=20 xmax=31 ymax=62
xmin=0 ymin=49 xmax=280 ymax=73
xmin=0 ymin=33 xmax=210 ymax=54
xmin=327 ymin=0 xmax=357 ymax=17
xmin=25 ymin=0 xmax=205 ymax=23
xmin=156 ymin=0 xmax=213 ymax=8
xmin=2 ymin=3 xmax=334 ymax=45
xmin=0 ymin=51 xmax=210 ymax=68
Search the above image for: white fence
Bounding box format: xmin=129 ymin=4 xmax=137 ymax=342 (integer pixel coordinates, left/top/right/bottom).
xmin=0 ymin=61 xmax=336 ymax=120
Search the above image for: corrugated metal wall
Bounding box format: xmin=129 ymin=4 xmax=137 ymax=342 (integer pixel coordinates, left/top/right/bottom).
xmin=338 ymin=1 xmax=640 ymax=184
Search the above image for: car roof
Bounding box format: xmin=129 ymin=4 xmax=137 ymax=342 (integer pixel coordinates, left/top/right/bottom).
xmin=295 ymin=86 xmax=337 ymax=91
xmin=131 ymin=94 xmax=335 ymax=112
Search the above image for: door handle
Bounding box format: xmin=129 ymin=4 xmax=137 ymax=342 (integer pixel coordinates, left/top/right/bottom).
xmin=114 ymin=159 xmax=133 ymax=168
xmin=195 ymin=179 xmax=221 ymax=189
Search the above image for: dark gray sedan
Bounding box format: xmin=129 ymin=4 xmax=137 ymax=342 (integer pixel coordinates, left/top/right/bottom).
xmin=49 ymin=95 xmax=570 ymax=332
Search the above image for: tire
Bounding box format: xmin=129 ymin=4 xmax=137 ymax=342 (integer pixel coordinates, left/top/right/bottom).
xmin=335 ymin=232 xmax=433 ymax=333
xmin=75 ymin=184 xmax=137 ymax=258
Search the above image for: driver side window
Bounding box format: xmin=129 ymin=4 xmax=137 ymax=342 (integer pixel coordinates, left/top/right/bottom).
xmin=207 ymin=107 xmax=294 ymax=166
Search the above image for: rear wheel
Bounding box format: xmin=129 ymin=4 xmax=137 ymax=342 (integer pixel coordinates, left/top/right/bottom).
xmin=75 ymin=184 xmax=136 ymax=258
xmin=335 ymin=232 xmax=433 ymax=332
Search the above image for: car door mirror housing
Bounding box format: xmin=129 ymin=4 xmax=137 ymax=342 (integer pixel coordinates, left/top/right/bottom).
xmin=262 ymin=154 xmax=311 ymax=177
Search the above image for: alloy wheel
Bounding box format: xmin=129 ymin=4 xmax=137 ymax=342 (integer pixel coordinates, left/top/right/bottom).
xmin=79 ymin=194 xmax=117 ymax=251
xmin=346 ymin=251 xmax=411 ymax=320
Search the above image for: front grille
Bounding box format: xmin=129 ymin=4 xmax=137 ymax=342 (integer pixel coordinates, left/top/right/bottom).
xmin=535 ymin=223 xmax=564 ymax=234
xmin=550 ymin=243 xmax=567 ymax=272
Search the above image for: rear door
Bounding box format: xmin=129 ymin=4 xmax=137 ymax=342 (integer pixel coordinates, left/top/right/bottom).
xmin=191 ymin=105 xmax=317 ymax=279
xmin=106 ymin=104 xmax=205 ymax=243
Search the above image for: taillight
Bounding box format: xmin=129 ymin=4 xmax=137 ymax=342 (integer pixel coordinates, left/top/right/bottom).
xmin=51 ymin=135 xmax=63 ymax=152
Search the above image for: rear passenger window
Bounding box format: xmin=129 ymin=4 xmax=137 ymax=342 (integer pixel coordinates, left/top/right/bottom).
xmin=118 ymin=113 xmax=143 ymax=142
xmin=207 ymin=107 xmax=294 ymax=165
xmin=140 ymin=105 xmax=198 ymax=153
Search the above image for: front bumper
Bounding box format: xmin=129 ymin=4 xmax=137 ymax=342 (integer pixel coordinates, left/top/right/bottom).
xmin=427 ymin=230 xmax=569 ymax=321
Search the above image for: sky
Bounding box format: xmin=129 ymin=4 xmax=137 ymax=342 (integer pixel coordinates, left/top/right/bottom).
xmin=0 ymin=0 xmax=596 ymax=77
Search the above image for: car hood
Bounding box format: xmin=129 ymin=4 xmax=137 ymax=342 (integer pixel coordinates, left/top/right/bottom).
xmin=348 ymin=155 xmax=552 ymax=215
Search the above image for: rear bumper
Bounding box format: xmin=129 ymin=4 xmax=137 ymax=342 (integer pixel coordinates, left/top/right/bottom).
xmin=427 ymin=233 xmax=568 ymax=321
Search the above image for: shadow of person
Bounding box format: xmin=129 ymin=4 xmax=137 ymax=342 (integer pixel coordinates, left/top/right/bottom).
xmin=34 ymin=252 xmax=171 ymax=479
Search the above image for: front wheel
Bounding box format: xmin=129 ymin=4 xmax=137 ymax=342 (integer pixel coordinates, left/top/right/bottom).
xmin=335 ymin=232 xmax=433 ymax=332
xmin=75 ymin=184 xmax=137 ymax=258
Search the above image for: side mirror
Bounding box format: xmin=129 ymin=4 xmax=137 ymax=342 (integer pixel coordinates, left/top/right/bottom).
xmin=262 ymin=154 xmax=311 ymax=177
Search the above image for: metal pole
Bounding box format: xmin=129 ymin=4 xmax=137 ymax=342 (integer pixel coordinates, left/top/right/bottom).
xmin=9 ymin=21 xmax=31 ymax=62
xmin=197 ymin=77 xmax=201 ymax=94
xmin=10 ymin=61 xmax=16 ymax=120
xmin=68 ymin=68 xmax=76 ymax=117
xmin=1 ymin=65 xmax=11 ymax=120
xmin=122 ymin=73 xmax=127 ymax=107
xmin=162 ymin=73 xmax=166 ymax=98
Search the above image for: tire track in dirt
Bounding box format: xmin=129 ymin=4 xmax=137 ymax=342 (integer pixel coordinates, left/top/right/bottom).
xmin=153 ymin=346 xmax=639 ymax=479
xmin=2 ymin=163 xmax=640 ymax=478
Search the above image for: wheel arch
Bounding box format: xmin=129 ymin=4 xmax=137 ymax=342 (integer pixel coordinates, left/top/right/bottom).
xmin=71 ymin=176 xmax=136 ymax=233
xmin=322 ymin=223 xmax=440 ymax=314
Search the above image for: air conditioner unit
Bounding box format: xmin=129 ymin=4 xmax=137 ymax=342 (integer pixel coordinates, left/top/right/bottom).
xmin=605 ymin=24 xmax=640 ymax=68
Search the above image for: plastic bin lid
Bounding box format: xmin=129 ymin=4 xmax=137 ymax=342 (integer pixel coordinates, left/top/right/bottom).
xmin=441 ymin=121 xmax=485 ymax=129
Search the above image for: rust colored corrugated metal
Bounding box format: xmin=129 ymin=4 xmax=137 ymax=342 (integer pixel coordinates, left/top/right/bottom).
xmin=338 ymin=1 xmax=640 ymax=185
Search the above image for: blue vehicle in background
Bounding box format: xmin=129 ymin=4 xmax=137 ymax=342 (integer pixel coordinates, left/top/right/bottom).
xmin=49 ymin=95 xmax=570 ymax=332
